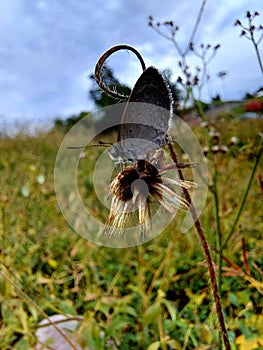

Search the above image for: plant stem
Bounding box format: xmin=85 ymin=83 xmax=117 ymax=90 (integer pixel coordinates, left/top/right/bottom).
xmin=212 ymin=156 xmax=223 ymax=350
xmin=212 ymin=156 xmax=222 ymax=293
xmin=1 ymin=201 xmax=7 ymax=252
xmin=221 ymin=139 xmax=263 ymax=249
xmin=185 ymin=0 xmax=207 ymax=55
xmin=250 ymin=21 xmax=263 ymax=75
xmin=253 ymin=40 xmax=263 ymax=74
xmin=168 ymin=143 xmax=231 ymax=350
xmin=159 ymin=316 xmax=167 ymax=350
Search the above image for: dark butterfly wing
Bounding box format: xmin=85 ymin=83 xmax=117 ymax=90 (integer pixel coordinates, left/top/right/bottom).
xmin=123 ymin=66 xmax=172 ymax=111
xmin=118 ymin=66 xmax=173 ymax=142
xmin=109 ymin=66 xmax=173 ymax=162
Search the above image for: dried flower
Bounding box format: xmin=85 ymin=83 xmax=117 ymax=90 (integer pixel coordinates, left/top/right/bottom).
xmin=103 ymin=151 xmax=195 ymax=239
xmin=219 ymin=145 xmax=229 ymax=154
xmin=229 ymin=136 xmax=238 ymax=145
xmin=203 ymin=146 xmax=209 ymax=156
xmin=193 ymin=75 xmax=199 ymax=85
xmin=208 ymin=130 xmax=221 ymax=142
xmin=164 ymin=21 xmax=174 ymax=27
xmin=211 ymin=145 xmax=220 ymax=153
xmin=177 ymin=76 xmax=183 ymax=84
xmin=200 ymin=121 xmax=208 ymax=128
xmin=246 ymin=11 xmax=252 ymax=19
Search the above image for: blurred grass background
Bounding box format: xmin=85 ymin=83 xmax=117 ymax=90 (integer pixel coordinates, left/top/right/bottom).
xmin=0 ymin=111 xmax=263 ymax=349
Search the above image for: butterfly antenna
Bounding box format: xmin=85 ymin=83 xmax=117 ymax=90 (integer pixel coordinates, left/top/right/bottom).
xmin=67 ymin=143 xmax=112 ymax=150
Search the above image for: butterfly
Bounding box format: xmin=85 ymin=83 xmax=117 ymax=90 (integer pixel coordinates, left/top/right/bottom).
xmin=108 ymin=66 xmax=173 ymax=163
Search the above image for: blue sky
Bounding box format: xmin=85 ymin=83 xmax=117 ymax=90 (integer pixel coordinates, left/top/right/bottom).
xmin=0 ymin=0 xmax=262 ymax=127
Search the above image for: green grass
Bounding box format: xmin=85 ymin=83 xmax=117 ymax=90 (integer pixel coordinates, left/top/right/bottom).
xmin=0 ymin=115 xmax=263 ymax=349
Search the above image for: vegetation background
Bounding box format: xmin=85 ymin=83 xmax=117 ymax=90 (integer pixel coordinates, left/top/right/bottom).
xmin=0 ymin=4 xmax=263 ymax=350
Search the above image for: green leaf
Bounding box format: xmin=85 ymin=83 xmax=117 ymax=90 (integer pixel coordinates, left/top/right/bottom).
xmin=14 ymin=336 xmax=31 ymax=350
xmin=167 ymin=339 xmax=181 ymax=349
xmin=147 ymin=340 xmax=161 ymax=350
xmin=162 ymin=299 xmax=177 ymax=321
xmin=106 ymin=315 xmax=130 ymax=335
xmin=114 ymin=305 xmax=138 ymax=317
xmin=143 ymin=303 xmax=162 ymax=326
xmin=58 ymin=300 xmax=76 ymax=315
xmin=229 ymin=292 xmax=238 ymax=306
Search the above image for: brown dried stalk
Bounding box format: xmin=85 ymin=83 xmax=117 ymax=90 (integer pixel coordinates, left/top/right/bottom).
xmin=168 ymin=143 xmax=231 ymax=350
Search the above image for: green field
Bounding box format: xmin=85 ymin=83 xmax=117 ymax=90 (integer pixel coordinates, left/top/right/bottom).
xmin=0 ymin=113 xmax=263 ymax=349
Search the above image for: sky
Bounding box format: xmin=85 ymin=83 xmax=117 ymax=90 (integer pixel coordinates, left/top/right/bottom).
xmin=0 ymin=0 xmax=262 ymax=129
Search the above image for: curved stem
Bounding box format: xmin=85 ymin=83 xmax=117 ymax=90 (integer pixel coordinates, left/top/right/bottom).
xmin=94 ymin=44 xmax=146 ymax=99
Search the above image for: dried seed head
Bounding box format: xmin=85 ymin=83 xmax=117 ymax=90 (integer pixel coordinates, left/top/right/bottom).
xmin=200 ymin=121 xmax=209 ymax=128
xmin=219 ymin=145 xmax=229 ymax=154
xmin=104 ymin=155 xmax=195 ymax=238
xmin=211 ymin=145 xmax=220 ymax=153
xmin=208 ymin=129 xmax=221 ymax=142
xmin=229 ymin=136 xmax=238 ymax=145
xmin=203 ymin=146 xmax=209 ymax=156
